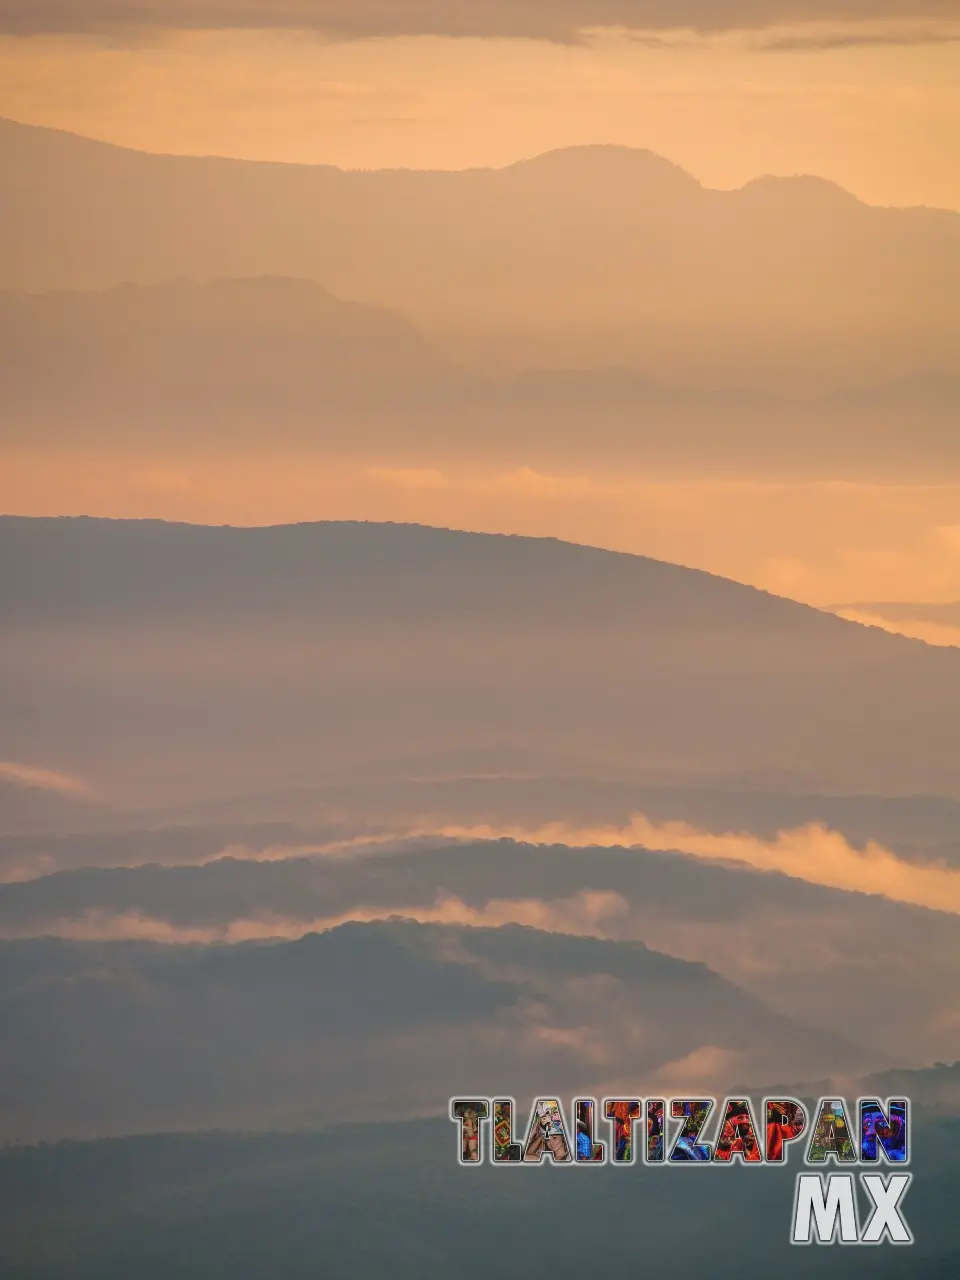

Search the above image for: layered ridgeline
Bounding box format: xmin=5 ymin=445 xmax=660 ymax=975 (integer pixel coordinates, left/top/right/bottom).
xmin=1 ymin=279 xmax=957 ymax=478
xmin=0 ymin=277 xmax=447 ymax=429
xmin=3 ymin=518 xmax=959 ymax=799
xmin=0 ymin=837 xmax=957 ymax=1072
xmin=1 ymin=118 xmax=957 ymax=388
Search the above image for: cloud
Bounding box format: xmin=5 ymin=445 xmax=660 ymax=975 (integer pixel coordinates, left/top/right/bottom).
xmin=26 ymin=813 xmax=959 ymax=941
xmin=578 ymin=1044 xmax=747 ymax=1103
xmin=0 ymin=760 xmax=94 ymax=798
xmin=0 ymin=888 xmax=631 ymax=943
xmin=830 ymin=608 xmax=960 ymax=648
xmin=760 ymin=28 xmax=960 ymax=49
xmin=423 ymin=816 xmax=960 ymax=916
xmin=5 ymin=837 xmax=956 ymax=1064
xmin=0 ymin=854 xmax=61 ymax=883
xmin=647 ymin=1045 xmax=744 ymax=1093
xmin=0 ymin=2 xmax=956 ymax=42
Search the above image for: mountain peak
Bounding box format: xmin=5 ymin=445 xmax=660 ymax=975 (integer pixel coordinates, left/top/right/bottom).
xmin=738 ymin=172 xmax=862 ymax=205
xmin=504 ymin=144 xmax=700 ymax=187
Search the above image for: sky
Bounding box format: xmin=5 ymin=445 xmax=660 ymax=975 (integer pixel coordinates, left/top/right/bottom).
xmin=0 ymin=2 xmax=957 ymax=612
xmin=0 ymin=10 xmax=959 ymax=209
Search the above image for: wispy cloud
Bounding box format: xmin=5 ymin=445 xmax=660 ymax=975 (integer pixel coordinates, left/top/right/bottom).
xmin=423 ymin=816 xmax=960 ymax=915
xmin=0 ymin=760 xmax=95 ymax=798
xmin=761 ymin=29 xmax=960 ymax=49
xmin=830 ymin=607 xmax=960 ymax=648
xmin=0 ymin=889 xmax=631 ymax=943
xmin=144 ymin=812 xmax=960 ymax=918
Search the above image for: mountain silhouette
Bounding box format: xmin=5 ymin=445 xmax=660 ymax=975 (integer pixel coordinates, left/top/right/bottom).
xmin=0 ymin=920 xmax=862 ymax=1141
xmin=2 ymin=275 xmax=956 ymax=474
xmin=2 ymin=118 xmax=956 ymax=387
xmin=0 ymin=276 xmax=441 ymax=420
xmin=3 ymin=517 xmax=959 ymax=800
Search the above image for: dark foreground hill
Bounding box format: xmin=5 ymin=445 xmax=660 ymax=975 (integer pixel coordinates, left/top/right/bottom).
xmin=0 ymin=1116 xmax=955 ymax=1279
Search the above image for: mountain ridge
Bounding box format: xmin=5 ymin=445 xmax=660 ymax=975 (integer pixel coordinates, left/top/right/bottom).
xmin=3 ymin=115 xmax=956 ymax=386
xmin=0 ymin=513 xmax=929 ymax=643
xmin=1 ymin=115 xmax=952 ymax=213
xmin=4 ymin=516 xmax=959 ymax=801
xmin=0 ymin=118 xmax=857 ymax=199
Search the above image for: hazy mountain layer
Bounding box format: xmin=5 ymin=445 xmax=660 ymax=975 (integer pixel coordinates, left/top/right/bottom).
xmin=2 ymin=279 xmax=957 ymax=479
xmin=2 ymin=119 xmax=956 ymax=387
xmin=0 ymin=837 xmax=955 ymax=1064
xmin=3 ymin=518 xmax=959 ymax=800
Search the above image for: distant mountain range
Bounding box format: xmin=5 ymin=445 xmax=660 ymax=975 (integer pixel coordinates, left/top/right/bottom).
xmin=0 ymin=276 xmax=446 ymax=433
xmin=1 ymin=118 xmax=957 ymax=388
xmin=2 ymin=276 xmax=958 ymax=476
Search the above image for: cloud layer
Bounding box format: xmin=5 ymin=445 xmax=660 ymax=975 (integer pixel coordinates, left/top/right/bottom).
xmin=428 ymin=816 xmax=960 ymax=915
xmin=831 ymin=607 xmax=960 ymax=648
xmin=3 ymin=829 xmax=958 ymax=1064
xmin=0 ymin=2 xmax=955 ymax=41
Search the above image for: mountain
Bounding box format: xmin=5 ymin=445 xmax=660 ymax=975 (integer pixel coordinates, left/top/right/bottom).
xmin=3 ymin=517 xmax=959 ymax=801
xmin=857 ymin=1061 xmax=960 ymax=1112
xmin=764 ymin=1062 xmax=960 ymax=1116
xmin=1 ymin=118 xmax=957 ymax=387
xmin=0 ymin=1116 xmax=956 ymax=1280
xmin=1 ymin=836 xmax=956 ymax=1066
xmin=0 ymin=920 xmax=860 ymax=1142
xmin=3 ymin=279 xmax=958 ymax=475
xmin=0 ymin=277 xmax=443 ymax=432
xmin=0 ymin=514 xmax=927 ymax=633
